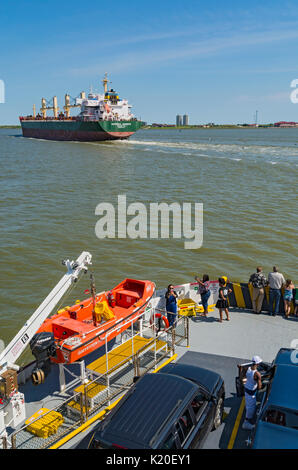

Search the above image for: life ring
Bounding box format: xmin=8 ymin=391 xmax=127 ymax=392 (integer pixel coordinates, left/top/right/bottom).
xmin=150 ymin=312 xmax=169 ymax=331
xmin=31 ymin=368 xmax=45 ymax=386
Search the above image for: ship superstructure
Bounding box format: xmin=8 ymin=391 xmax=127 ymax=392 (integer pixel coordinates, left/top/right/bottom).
xmin=76 ymin=74 xmax=134 ymax=122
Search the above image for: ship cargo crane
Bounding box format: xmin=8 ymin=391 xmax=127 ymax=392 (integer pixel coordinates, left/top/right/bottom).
xmin=40 ymin=96 xmax=59 ymax=119
xmin=0 ymin=252 xmax=92 ymax=439
xmin=64 ymin=92 xmax=86 ymax=118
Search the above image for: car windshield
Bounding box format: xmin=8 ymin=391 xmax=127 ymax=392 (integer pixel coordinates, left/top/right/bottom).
xmin=262 ymin=406 xmax=298 ymax=430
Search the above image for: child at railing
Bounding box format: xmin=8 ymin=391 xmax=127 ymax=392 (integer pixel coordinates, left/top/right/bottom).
xmin=284 ymin=280 xmax=295 ymax=318
xmin=195 ymin=275 xmax=211 ymax=316
xmin=216 ymin=278 xmax=232 ymax=322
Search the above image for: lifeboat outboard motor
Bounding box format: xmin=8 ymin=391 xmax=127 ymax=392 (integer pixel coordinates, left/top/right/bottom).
xmin=29 ymin=332 xmax=56 ymax=385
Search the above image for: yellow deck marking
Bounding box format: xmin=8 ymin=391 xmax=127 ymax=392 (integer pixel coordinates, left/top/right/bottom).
xmin=232 ymin=283 xmax=246 ymax=309
xmin=227 ymin=397 xmax=245 ymax=449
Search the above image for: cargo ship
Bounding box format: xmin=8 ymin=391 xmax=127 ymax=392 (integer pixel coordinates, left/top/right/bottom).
xmin=19 ymin=74 xmax=143 ymax=141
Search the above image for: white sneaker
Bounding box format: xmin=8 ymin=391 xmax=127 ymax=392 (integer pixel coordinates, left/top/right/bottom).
xmin=242 ymin=420 xmax=255 ymax=430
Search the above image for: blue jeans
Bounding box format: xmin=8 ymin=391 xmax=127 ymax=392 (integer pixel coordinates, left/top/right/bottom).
xmin=201 ymin=290 xmax=211 ymax=311
xmin=167 ymin=312 xmax=177 ymax=327
xmin=269 ymin=288 xmax=281 ymax=315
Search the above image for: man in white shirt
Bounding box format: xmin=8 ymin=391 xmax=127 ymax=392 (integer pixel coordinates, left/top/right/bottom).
xmin=242 ymin=355 xmax=263 ymax=430
xmin=268 ymin=266 xmax=285 ymax=316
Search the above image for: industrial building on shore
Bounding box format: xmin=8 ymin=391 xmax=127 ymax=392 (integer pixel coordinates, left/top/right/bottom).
xmin=176 ymin=114 xmax=189 ymax=126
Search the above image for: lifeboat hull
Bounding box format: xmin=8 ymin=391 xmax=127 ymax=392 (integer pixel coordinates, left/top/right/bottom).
xmin=36 ymin=278 xmax=155 ymax=364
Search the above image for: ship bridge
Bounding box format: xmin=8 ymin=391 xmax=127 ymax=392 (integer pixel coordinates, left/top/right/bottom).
xmin=105 ymin=89 xmax=119 ymax=105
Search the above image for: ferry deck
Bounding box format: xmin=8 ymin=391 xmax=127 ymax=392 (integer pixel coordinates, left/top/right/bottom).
xmin=1 ymin=283 xmax=297 ymax=450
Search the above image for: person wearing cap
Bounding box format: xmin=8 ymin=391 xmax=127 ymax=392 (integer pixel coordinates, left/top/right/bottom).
xmin=242 ymin=356 xmax=263 ymax=430
xmin=216 ymin=277 xmax=232 ymax=322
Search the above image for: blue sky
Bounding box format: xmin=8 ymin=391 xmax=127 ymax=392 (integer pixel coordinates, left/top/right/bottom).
xmin=1 ymin=0 xmax=298 ymax=124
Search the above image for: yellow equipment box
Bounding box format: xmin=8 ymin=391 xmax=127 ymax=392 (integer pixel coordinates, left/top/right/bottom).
xmin=25 ymin=408 xmax=64 ymax=439
xmin=178 ymin=298 xmax=197 ymax=317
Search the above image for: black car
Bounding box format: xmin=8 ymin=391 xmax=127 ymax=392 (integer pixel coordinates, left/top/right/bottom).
xmin=87 ymin=362 xmax=225 ymax=449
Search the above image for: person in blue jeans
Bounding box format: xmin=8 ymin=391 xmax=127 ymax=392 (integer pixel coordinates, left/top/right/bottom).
xmin=195 ymin=274 xmax=211 ymax=316
xmin=268 ymin=266 xmax=285 ymax=316
xmin=165 ymin=284 xmax=178 ymax=327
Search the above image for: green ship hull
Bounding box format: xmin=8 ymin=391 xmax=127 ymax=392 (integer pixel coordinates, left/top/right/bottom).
xmin=20 ymin=119 xmax=143 ymax=141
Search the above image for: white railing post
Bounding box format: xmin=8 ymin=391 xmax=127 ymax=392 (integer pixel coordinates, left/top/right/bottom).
xmin=139 ymin=317 xmax=143 ymax=337
xmin=59 ymin=364 xmax=66 ymax=393
xmin=80 ymin=360 xmax=88 ymax=384
xmin=105 ymin=334 xmax=109 ymax=375
xmin=154 ymin=332 xmax=157 ymax=369
xmin=131 ymin=320 xmax=134 ymax=357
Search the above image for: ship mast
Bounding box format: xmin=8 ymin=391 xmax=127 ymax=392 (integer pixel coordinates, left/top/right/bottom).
xmin=102 ymin=73 xmax=108 ymax=93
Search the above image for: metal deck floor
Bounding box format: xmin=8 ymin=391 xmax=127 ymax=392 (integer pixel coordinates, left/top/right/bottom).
xmin=186 ymin=307 xmax=297 ymax=362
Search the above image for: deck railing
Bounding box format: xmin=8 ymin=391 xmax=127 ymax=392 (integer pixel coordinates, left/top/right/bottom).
xmin=4 ymin=305 xmax=189 ymax=450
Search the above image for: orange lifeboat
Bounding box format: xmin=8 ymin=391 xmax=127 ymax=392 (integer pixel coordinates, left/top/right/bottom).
xmin=36 ymin=278 xmax=155 ymax=364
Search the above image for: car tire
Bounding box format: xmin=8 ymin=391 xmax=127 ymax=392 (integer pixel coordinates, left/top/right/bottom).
xmin=213 ymin=395 xmax=224 ymax=430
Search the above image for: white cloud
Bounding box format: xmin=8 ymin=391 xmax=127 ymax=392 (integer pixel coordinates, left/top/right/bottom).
xmin=69 ymin=27 xmax=298 ymax=76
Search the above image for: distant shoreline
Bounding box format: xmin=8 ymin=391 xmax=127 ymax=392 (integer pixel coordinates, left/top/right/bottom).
xmin=143 ymin=125 xmax=288 ymax=130
xmin=1 ymin=124 xmax=297 ymax=130
xmin=0 ymin=125 xmax=21 ymax=129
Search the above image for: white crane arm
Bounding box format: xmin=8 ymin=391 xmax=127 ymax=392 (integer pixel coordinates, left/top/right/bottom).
xmin=0 ymin=251 xmax=92 ymax=371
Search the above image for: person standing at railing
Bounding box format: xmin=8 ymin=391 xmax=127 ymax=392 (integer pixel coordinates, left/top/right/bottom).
xmin=195 ymin=274 xmax=211 ymax=316
xmin=283 ymin=279 xmax=295 ymax=319
xmin=294 ymin=288 xmax=298 ymax=317
xmin=165 ymin=284 xmax=178 ymax=327
xmin=268 ymin=266 xmax=285 ymax=316
xmin=248 ymin=267 xmax=268 ymax=314
xmin=216 ymin=278 xmax=232 ymax=322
